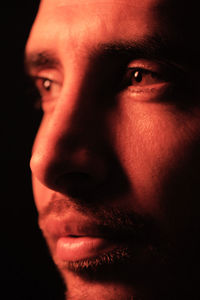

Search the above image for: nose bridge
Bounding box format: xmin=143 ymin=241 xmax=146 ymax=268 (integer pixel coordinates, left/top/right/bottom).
xmin=49 ymin=61 xmax=103 ymax=153
xmin=30 ymin=59 xmax=108 ymax=190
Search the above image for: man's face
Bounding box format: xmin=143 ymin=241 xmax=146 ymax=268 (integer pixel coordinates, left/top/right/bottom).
xmin=26 ymin=0 xmax=200 ymax=299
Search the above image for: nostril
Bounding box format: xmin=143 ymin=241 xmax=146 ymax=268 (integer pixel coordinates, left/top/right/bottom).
xmin=55 ymin=172 xmax=97 ymax=197
xmin=64 ymin=172 xmax=92 ymax=184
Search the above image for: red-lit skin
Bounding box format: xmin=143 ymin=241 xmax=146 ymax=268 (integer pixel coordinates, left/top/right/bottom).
xmin=26 ymin=0 xmax=200 ymax=299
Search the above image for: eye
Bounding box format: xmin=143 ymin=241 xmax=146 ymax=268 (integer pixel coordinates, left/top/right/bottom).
xmin=117 ymin=60 xmax=179 ymax=102
xmin=126 ymin=68 xmax=164 ymax=87
xmin=42 ymin=78 xmax=52 ymax=91
xmin=33 ymin=76 xmax=62 ymax=106
xmin=35 ymin=77 xmax=54 ymax=94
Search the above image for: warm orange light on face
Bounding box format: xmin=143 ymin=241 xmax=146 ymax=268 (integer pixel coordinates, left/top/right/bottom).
xmin=26 ymin=0 xmax=200 ymax=299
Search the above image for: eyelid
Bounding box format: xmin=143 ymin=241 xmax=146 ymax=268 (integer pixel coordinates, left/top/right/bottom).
xmin=31 ymin=75 xmax=62 ymax=112
xmin=32 ymin=75 xmax=61 ymax=85
xmin=119 ymin=59 xmax=175 ymax=101
xmin=33 ymin=75 xmax=60 ymax=86
xmin=127 ymin=58 xmax=188 ymax=84
xmin=31 ymin=71 xmax=63 ymax=100
xmin=127 ymin=59 xmax=166 ymax=73
xmin=30 ymin=68 xmax=63 ymax=84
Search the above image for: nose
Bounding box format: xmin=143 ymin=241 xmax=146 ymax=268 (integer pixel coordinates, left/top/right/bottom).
xmin=30 ymin=72 xmax=108 ymax=197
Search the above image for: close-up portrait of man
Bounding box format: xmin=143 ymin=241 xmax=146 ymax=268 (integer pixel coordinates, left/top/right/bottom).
xmin=18 ymin=0 xmax=200 ymax=299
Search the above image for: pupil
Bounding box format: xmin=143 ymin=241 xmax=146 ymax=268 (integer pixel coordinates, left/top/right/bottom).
xmin=134 ymin=70 xmax=142 ymax=83
xmin=43 ymin=79 xmax=51 ymax=91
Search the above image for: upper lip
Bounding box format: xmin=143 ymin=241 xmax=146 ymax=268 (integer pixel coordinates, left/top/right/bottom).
xmin=39 ymin=211 xmax=106 ymax=240
xmin=39 ymin=209 xmax=155 ymax=247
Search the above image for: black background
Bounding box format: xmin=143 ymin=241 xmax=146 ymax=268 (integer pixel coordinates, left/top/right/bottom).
xmin=1 ymin=2 xmax=65 ymax=299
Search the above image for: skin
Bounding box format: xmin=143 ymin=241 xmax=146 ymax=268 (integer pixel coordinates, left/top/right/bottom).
xmin=26 ymin=0 xmax=200 ymax=299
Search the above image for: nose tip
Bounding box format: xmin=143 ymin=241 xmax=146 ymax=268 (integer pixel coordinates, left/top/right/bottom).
xmin=30 ymin=144 xmax=107 ymax=197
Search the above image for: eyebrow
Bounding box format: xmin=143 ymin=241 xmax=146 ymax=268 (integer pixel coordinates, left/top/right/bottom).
xmin=25 ymin=51 xmax=62 ymax=74
xmin=98 ymin=35 xmax=181 ymax=66
xmin=24 ymin=35 xmax=179 ymax=74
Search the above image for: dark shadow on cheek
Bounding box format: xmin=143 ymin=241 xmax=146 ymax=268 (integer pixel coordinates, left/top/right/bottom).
xmin=160 ymin=138 xmax=200 ymax=290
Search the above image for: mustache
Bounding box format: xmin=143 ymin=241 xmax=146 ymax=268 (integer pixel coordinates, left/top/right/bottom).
xmin=39 ymin=194 xmax=164 ymax=245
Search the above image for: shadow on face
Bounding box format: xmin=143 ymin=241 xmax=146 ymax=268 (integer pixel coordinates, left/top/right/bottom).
xmin=25 ymin=0 xmax=200 ymax=299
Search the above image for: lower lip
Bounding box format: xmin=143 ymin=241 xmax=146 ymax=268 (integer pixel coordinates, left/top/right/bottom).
xmin=56 ymin=236 xmax=111 ymax=261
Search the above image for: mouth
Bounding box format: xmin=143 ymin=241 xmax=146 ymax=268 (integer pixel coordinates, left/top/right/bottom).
xmin=40 ymin=212 xmax=122 ymax=263
xmin=56 ymin=235 xmax=115 ymax=261
xmin=40 ymin=208 xmax=162 ymax=270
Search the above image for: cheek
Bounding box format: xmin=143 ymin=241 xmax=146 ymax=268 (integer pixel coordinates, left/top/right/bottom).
xmin=108 ymin=102 xmax=200 ymax=214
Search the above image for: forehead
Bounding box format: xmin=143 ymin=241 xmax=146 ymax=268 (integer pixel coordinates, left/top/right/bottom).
xmin=27 ymin=0 xmax=163 ymax=52
xmin=26 ymin=0 xmax=199 ymax=69
xmin=37 ymin=0 xmax=159 ymax=26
